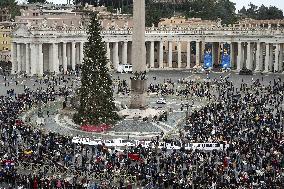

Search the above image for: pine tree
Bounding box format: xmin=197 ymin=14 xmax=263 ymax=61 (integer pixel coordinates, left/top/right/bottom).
xmin=73 ymin=13 xmax=119 ymax=126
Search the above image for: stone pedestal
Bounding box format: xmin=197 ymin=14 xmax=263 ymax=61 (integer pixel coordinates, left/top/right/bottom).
xmin=129 ymin=79 xmax=147 ymax=109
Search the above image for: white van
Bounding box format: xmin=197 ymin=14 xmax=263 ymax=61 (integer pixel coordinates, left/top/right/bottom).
xmin=117 ymin=64 xmax=133 ymax=73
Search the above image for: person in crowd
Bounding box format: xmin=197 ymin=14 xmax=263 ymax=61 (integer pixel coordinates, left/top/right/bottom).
xmin=0 ymin=73 xmax=283 ymax=188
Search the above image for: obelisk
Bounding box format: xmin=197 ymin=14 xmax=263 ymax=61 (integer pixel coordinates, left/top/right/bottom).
xmin=129 ymin=0 xmax=147 ymax=109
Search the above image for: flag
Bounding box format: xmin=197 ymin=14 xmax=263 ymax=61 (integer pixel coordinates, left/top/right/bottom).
xmin=204 ymin=43 xmax=213 ymax=69
xmin=221 ymin=43 xmax=231 ymax=69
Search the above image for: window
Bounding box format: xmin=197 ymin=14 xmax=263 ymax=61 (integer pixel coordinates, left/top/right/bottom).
xmin=175 ymin=46 xmax=177 ymax=51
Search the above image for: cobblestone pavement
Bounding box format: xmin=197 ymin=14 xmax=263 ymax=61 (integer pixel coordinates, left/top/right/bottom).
xmin=3 ymin=70 xmax=284 ymax=140
xmin=1 ymin=70 xmax=283 ymax=96
xmin=21 ymin=94 xmax=208 ymax=139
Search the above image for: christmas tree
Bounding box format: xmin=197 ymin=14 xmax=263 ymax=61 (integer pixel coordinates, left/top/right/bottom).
xmin=73 ymin=13 xmax=119 ymax=126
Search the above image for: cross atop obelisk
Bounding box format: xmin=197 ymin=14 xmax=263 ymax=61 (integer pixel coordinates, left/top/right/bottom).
xmin=129 ymin=0 xmax=147 ymax=109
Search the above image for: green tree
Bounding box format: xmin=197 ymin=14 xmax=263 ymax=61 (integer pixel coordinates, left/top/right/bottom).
xmin=265 ymin=6 xmax=283 ymax=19
xmin=238 ymin=4 xmax=283 ymax=20
xmin=257 ymin=5 xmax=269 ymax=19
xmin=145 ymin=0 xmax=175 ymax=27
xmin=238 ymin=6 xmax=247 ymax=16
xmin=0 ymin=0 xmax=20 ymax=20
xmin=246 ymin=3 xmax=258 ymax=19
xmin=214 ymin=0 xmax=237 ymax=25
xmin=184 ymin=0 xmax=237 ymax=25
xmin=73 ymin=13 xmax=119 ymax=125
xmin=27 ymin=0 xmax=47 ymax=3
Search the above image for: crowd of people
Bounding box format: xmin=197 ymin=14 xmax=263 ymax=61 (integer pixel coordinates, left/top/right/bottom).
xmin=0 ymin=73 xmax=283 ymax=188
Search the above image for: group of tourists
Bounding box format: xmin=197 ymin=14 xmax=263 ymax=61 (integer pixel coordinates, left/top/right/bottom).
xmin=0 ymin=72 xmax=283 ymax=188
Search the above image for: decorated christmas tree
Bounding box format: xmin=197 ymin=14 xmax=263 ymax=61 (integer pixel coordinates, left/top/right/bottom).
xmin=73 ymin=13 xmax=119 ymax=127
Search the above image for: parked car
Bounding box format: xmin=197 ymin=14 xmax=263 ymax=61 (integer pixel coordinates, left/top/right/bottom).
xmin=239 ymin=68 xmax=253 ymax=75
xmin=156 ymin=98 xmax=166 ymax=104
xmin=117 ymin=64 xmax=133 ymax=73
xmin=192 ymin=66 xmax=205 ymax=74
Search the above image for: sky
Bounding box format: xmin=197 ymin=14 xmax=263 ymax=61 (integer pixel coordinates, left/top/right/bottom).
xmin=231 ymin=0 xmax=284 ymax=11
xmin=17 ymin=0 xmax=284 ymax=11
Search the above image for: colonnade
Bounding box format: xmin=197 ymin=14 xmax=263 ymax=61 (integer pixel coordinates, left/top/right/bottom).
xmin=104 ymin=40 xmax=284 ymax=73
xmin=236 ymin=42 xmax=284 ymax=73
xmin=106 ymin=40 xmax=231 ymax=70
xmin=11 ymin=41 xmax=84 ymax=75
xmin=11 ymin=40 xmax=284 ymax=75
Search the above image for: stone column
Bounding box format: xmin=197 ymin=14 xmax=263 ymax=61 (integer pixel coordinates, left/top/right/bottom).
xmin=186 ymin=41 xmax=191 ymax=68
xmin=62 ymin=42 xmax=67 ymax=74
xmin=113 ymin=42 xmax=119 ymax=70
xmin=71 ymin=42 xmax=76 ymax=70
xmin=237 ymin=42 xmax=242 ymax=71
xmin=196 ymin=41 xmax=200 ymax=66
xmin=80 ymin=42 xmax=84 ymax=64
xmin=11 ymin=42 xmax=16 ymax=74
xmin=52 ymin=43 xmax=59 ymax=74
xmin=150 ymin=41 xmax=155 ymax=68
xmin=201 ymin=41 xmax=205 ymax=63
xmin=230 ymin=42 xmax=234 ymax=69
xmin=264 ymin=43 xmax=270 ymax=72
xmin=246 ymin=42 xmax=253 ymax=70
xmin=269 ymin=44 xmax=273 ymax=71
xmin=274 ymin=44 xmax=280 ymax=72
xmin=66 ymin=43 xmax=71 ymax=68
xmin=105 ymin=42 xmax=111 ymax=68
xmin=21 ymin=45 xmax=25 ymax=73
xmin=259 ymin=43 xmax=264 ymax=71
xmin=279 ymin=44 xmax=283 ymax=72
xmin=159 ymin=41 xmax=163 ymax=68
xmin=106 ymin=42 xmax=110 ymax=60
xmin=177 ymin=41 xmax=182 ymax=68
xmin=255 ymin=42 xmax=261 ymax=72
xmin=17 ymin=43 xmax=21 ymax=73
xmin=168 ymin=41 xmax=173 ymax=68
xmin=30 ymin=44 xmax=37 ymax=75
xmin=122 ymin=41 xmax=128 ymax=65
xmin=212 ymin=42 xmax=219 ymax=67
xmin=38 ymin=43 xmax=43 ymax=76
xmin=48 ymin=44 xmax=53 ymax=72
xmin=25 ymin=43 xmax=30 ymax=75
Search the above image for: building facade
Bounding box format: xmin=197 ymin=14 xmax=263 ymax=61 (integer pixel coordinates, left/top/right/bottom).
xmin=159 ymin=17 xmax=219 ymax=28
xmin=0 ymin=24 xmax=12 ymax=62
xmin=235 ymin=18 xmax=284 ymax=28
xmin=10 ymin=3 xmax=284 ymax=75
xmin=11 ymin=23 xmax=284 ymax=75
xmin=0 ymin=8 xmax=11 ymax=22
